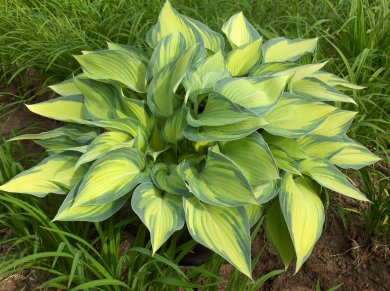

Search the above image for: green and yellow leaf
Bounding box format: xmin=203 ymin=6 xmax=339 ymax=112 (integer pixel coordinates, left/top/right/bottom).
xmin=75 ymin=131 xmax=132 ymax=168
xmin=184 ymin=116 xmax=268 ymax=141
xmin=263 ymin=94 xmax=336 ymax=138
xmin=147 ymin=43 xmax=205 ymax=116
xmin=312 ymin=71 xmax=365 ymax=90
xmin=53 ymin=182 xmax=128 ymax=222
xmin=49 ymin=78 xmax=81 ymax=96
xmin=26 ymin=95 xmax=86 ymax=122
xmin=265 ymin=198 xmax=295 ymax=268
xmin=72 ymin=148 xmax=148 ymax=206
xmin=162 ymin=105 xmax=188 ymax=143
xmin=226 ymin=38 xmax=262 ymax=76
xmin=181 ymin=148 xmax=257 ymax=206
xmin=262 ymin=37 xmax=318 ymax=63
xmin=291 ymin=77 xmax=356 ymax=104
xmin=151 ymin=163 xmax=189 ymax=196
xmin=183 ymin=195 xmax=252 ymax=278
xmin=132 ymin=182 xmax=185 ymax=253
xmin=218 ymin=132 xmax=279 ymax=184
xmin=308 ymin=109 xmax=356 ymax=137
xmin=279 ymin=174 xmax=324 ymax=272
xmin=222 ymin=12 xmax=260 ymax=48
xmin=75 ymin=78 xmax=124 ymax=120
xmin=147 ymin=32 xmax=187 ymax=80
xmin=182 ymin=51 xmax=230 ymax=102
xmin=216 ymin=76 xmax=288 ymax=116
xmin=251 ymin=62 xmax=326 ymax=83
xmin=0 ymin=154 xmax=87 ymax=196
xmin=75 ymin=50 xmax=147 ymax=92
xmin=253 ymin=180 xmax=280 ymax=204
xmin=300 ymin=158 xmax=369 ymax=201
xmin=245 ymin=204 xmax=263 ymax=227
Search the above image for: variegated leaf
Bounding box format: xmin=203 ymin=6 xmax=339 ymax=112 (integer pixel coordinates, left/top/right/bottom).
xmin=75 ymin=50 xmax=147 ymax=92
xmin=151 ymin=163 xmax=189 ymax=196
xmin=132 ymin=182 xmax=185 ymax=253
xmin=218 ymin=132 xmax=279 ymax=184
xmin=181 ymin=148 xmax=257 ymax=206
xmin=26 ymin=95 xmax=86 ymax=122
xmin=215 ymin=75 xmax=287 ymax=116
xmin=291 ymin=77 xmax=356 ymax=104
xmin=222 ymin=12 xmax=260 ymax=48
xmin=72 ymin=148 xmax=148 ymax=206
xmin=263 ymin=94 xmax=336 ymax=138
xmin=226 ymin=38 xmax=262 ymax=76
xmin=262 ymin=37 xmax=318 ymax=63
xmin=0 ymin=154 xmax=87 ymax=196
xmin=265 ymin=198 xmax=295 ymax=268
xmin=53 ymin=182 xmax=128 ymax=222
xmin=279 ymin=174 xmax=324 ymax=272
xmin=300 ymin=158 xmax=369 ymax=201
xmin=183 ymin=195 xmax=252 ymax=278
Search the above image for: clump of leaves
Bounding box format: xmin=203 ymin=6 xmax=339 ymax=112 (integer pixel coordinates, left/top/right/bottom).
xmin=0 ymin=1 xmax=380 ymax=278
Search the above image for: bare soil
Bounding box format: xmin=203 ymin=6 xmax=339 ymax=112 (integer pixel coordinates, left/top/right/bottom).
xmin=252 ymin=215 xmax=390 ymax=290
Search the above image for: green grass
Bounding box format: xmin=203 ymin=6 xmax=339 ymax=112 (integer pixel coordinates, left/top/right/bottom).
xmin=0 ymin=0 xmax=389 ymax=288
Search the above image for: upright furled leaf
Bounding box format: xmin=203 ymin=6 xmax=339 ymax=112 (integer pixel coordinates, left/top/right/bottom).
xmin=226 ymin=38 xmax=262 ymax=76
xmin=222 ymin=12 xmax=260 ymax=48
xmin=147 ymin=44 xmax=206 ymax=116
xmin=263 ymin=94 xmax=336 ymax=138
xmin=300 ymin=158 xmax=370 ymax=201
xmin=75 ymin=50 xmax=147 ymax=92
xmin=181 ymin=148 xmax=257 ymax=206
xmin=53 ymin=182 xmax=128 ymax=222
xmin=147 ymin=32 xmax=187 ymax=80
xmin=151 ymin=163 xmax=189 ymax=196
xmin=183 ymin=196 xmax=252 ymax=278
xmin=265 ymin=199 xmax=295 ymax=268
xmin=72 ymin=148 xmax=148 ymax=206
xmin=182 ymin=15 xmax=225 ymax=52
xmin=26 ymin=95 xmax=86 ymax=122
xmin=132 ymin=182 xmax=185 ymax=253
xmin=291 ymin=77 xmax=356 ymax=104
xmin=279 ymin=174 xmax=324 ymax=272
xmin=183 ymin=51 xmax=231 ymax=102
xmin=161 ymin=105 xmax=188 ymax=143
xmin=0 ymin=154 xmax=87 ymax=196
xmin=218 ymin=132 xmax=279 ymax=185
xmin=262 ymin=37 xmax=318 ymax=63
xmin=147 ymin=1 xmax=223 ymax=52
xmin=215 ymin=76 xmax=287 ymax=116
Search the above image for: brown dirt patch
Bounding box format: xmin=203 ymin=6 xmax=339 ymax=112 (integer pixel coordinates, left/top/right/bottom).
xmin=247 ymin=215 xmax=389 ymax=290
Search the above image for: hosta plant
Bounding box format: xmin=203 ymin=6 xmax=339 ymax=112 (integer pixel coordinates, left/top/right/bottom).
xmin=0 ymin=1 xmax=380 ymax=278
